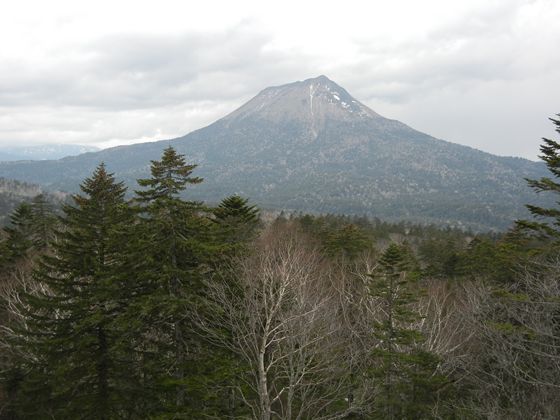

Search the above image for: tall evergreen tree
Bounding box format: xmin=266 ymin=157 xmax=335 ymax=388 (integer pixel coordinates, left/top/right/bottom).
xmin=213 ymin=195 xmax=259 ymax=226
xmin=0 ymin=194 xmax=58 ymax=266
xmin=323 ymin=223 xmax=373 ymax=260
xmin=135 ymin=146 xmax=202 ymax=203
xmin=212 ymin=195 xmax=259 ymax=254
xmin=368 ymin=244 xmax=448 ymax=419
xmin=29 ymin=194 xmax=58 ymax=250
xmin=2 ymin=202 xmax=34 ymax=263
xmin=208 ymin=195 xmax=261 ymax=416
xmin=516 ymin=114 xmax=560 ymax=246
xmin=9 ymin=164 xmax=137 ymax=418
xmin=130 ymin=146 xmax=216 ymax=416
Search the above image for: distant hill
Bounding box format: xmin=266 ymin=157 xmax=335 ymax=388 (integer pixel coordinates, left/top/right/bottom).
xmin=0 ymin=144 xmax=99 ymax=161
xmin=0 ymin=76 xmax=549 ymax=231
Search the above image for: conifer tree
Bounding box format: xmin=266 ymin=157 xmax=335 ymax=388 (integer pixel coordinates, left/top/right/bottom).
xmin=323 ymin=223 xmax=373 ymax=260
xmin=213 ymin=195 xmax=259 ymax=226
xmin=2 ymin=202 xmax=34 ymax=262
xmin=135 ymin=146 xmax=202 ymax=202
xmin=10 ymin=164 xmax=137 ymax=418
xmin=29 ymin=194 xmax=58 ymax=250
xmin=368 ymin=244 xmax=448 ymax=419
xmin=1 ymin=195 xmax=58 ymax=266
xmin=212 ymin=195 xmax=259 ymax=253
xmin=130 ymin=146 xmax=215 ymax=415
xmin=516 ymin=114 xmax=560 ymax=245
xmin=208 ymin=195 xmax=261 ymax=415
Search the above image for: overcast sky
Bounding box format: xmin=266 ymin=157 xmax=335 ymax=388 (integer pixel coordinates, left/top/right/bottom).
xmin=1 ymin=0 xmax=559 ymax=160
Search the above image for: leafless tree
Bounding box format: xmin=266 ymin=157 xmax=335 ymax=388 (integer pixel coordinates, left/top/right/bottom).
xmin=458 ymin=258 xmax=560 ymax=419
xmin=414 ymin=279 xmax=473 ymax=375
xmin=198 ymin=223 xmax=348 ymax=419
xmin=0 ymin=258 xmax=44 ymax=361
xmin=0 ymin=257 xmax=47 ymax=415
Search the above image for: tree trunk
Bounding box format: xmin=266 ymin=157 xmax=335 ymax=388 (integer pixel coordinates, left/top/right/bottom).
xmin=258 ymin=345 xmax=271 ymax=420
xmin=98 ymin=325 xmax=109 ymax=420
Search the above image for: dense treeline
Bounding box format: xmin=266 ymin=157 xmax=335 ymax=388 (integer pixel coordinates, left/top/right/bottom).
xmin=0 ymin=178 xmax=62 ymax=227
xmin=0 ymin=115 xmax=559 ymax=419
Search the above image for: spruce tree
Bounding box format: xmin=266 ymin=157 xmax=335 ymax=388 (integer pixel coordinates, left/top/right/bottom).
xmin=29 ymin=194 xmax=58 ymax=250
xmin=130 ymin=146 xmax=215 ymax=416
xmin=213 ymin=195 xmax=259 ymax=226
xmin=209 ymin=195 xmax=261 ymax=416
xmin=2 ymin=202 xmax=34 ymax=263
xmin=10 ymin=164 xmax=137 ymax=418
xmin=516 ymin=114 xmax=560 ymax=245
xmin=212 ymin=195 xmax=259 ymax=254
xmin=368 ymin=244 xmax=448 ymax=419
xmin=1 ymin=195 xmax=58 ymax=266
xmin=323 ymin=223 xmax=373 ymax=260
xmin=135 ymin=146 xmax=202 ymax=202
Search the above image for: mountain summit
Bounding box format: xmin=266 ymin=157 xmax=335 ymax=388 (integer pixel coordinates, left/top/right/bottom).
xmin=0 ymin=76 xmax=549 ymax=230
xmin=224 ymin=75 xmax=380 ymax=132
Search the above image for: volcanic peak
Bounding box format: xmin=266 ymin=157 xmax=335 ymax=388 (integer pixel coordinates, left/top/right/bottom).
xmin=221 ymin=75 xmax=380 ymax=127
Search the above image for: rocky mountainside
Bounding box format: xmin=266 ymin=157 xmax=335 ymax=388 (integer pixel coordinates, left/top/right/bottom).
xmin=0 ymin=76 xmax=549 ymax=230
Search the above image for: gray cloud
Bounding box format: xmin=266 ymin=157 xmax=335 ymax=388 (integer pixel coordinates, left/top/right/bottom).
xmin=331 ymin=0 xmax=560 ymax=159
xmin=0 ymin=24 xmax=311 ymax=110
xmin=0 ymin=1 xmax=558 ymax=160
xmin=341 ymin=1 xmax=559 ymax=99
xmin=0 ymin=22 xmax=319 ymax=147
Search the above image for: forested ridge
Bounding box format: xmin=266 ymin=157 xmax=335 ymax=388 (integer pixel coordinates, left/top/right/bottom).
xmin=1 ymin=115 xmax=560 ymax=418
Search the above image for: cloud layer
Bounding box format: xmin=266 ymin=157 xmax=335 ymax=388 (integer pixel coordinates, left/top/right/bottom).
xmin=0 ymin=0 xmax=559 ymax=158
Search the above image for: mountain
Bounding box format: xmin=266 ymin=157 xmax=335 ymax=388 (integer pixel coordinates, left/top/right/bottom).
xmin=0 ymin=144 xmax=99 ymax=161
xmin=0 ymin=76 xmax=549 ymax=231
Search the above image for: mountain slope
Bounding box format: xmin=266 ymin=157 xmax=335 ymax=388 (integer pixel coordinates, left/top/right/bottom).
xmin=0 ymin=76 xmax=548 ymax=230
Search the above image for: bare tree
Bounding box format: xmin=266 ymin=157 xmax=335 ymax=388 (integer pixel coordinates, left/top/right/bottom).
xmin=0 ymin=258 xmax=45 ymax=360
xmin=459 ymin=258 xmax=560 ymax=419
xmin=0 ymin=257 xmax=47 ymax=416
xmin=414 ymin=280 xmax=473 ymax=374
xmin=198 ymin=223 xmax=347 ymax=419
xmin=330 ymin=253 xmax=380 ymax=416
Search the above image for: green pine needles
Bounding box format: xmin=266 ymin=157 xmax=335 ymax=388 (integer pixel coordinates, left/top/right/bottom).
xmin=516 ymin=115 xmax=560 ymax=245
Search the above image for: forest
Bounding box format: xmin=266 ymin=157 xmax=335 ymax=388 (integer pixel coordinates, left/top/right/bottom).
xmin=0 ymin=116 xmax=559 ymax=419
